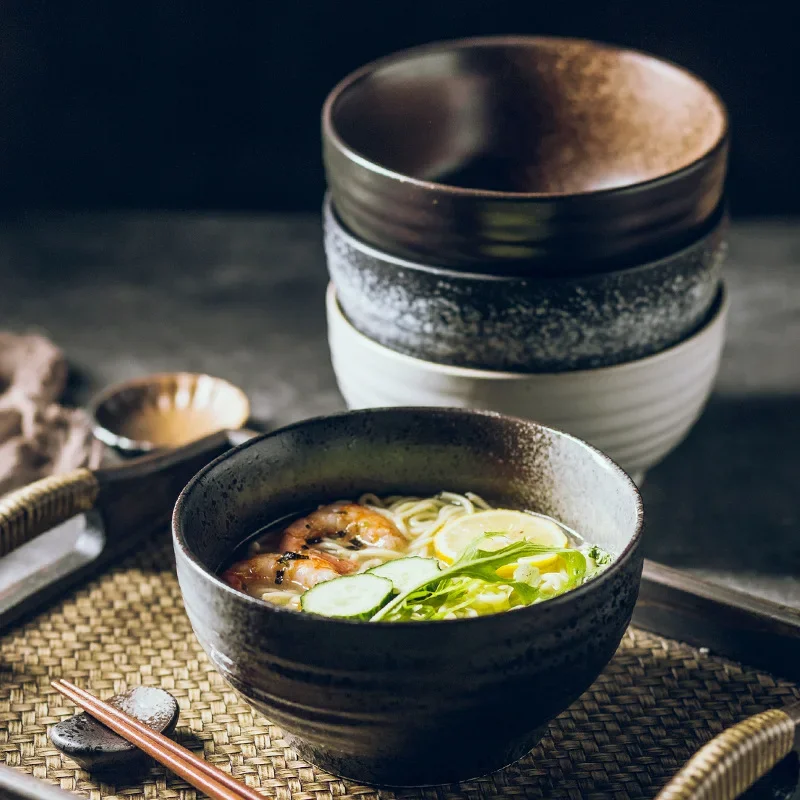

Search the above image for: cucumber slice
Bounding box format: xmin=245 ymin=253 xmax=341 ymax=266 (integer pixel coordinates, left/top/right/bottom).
xmin=368 ymin=557 xmax=441 ymax=593
xmin=301 ymin=574 xmax=393 ymax=619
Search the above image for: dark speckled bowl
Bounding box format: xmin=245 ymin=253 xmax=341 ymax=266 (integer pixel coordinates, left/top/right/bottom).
xmin=324 ymin=196 xmax=727 ymax=372
xmin=173 ymin=408 xmax=644 ymax=786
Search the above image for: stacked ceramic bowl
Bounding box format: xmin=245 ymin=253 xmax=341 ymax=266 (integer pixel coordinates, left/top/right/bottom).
xmin=322 ymin=36 xmax=730 ymax=483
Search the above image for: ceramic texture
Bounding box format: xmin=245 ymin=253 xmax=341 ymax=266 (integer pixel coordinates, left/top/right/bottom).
xmin=323 ymin=36 xmax=729 ymax=275
xmin=89 ymin=372 xmax=250 ymax=454
xmin=49 ymin=687 xmax=179 ymax=775
xmin=324 ymin=197 xmax=727 ymax=372
xmin=173 ymin=408 xmax=644 ymax=786
xmin=326 ymin=284 xmax=728 ymax=481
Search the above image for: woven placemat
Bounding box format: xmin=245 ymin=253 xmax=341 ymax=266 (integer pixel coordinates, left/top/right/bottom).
xmin=0 ymin=532 xmax=797 ymax=800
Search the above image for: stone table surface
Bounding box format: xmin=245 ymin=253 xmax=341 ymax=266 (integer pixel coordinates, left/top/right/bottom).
xmin=0 ymin=213 xmax=798 ymax=609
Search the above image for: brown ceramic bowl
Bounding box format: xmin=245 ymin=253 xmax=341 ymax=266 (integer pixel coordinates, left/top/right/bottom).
xmin=323 ymin=36 xmax=729 ymax=275
xmin=90 ymin=372 xmax=250 ymax=454
xmin=173 ymin=407 xmax=644 ymax=786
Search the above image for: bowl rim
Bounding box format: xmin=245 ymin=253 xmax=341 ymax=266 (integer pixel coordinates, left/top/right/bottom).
xmin=327 ymin=281 xmax=729 ymax=381
xmin=324 ymin=193 xmax=728 ymax=283
xmin=89 ymin=371 xmax=251 ymax=453
xmin=322 ymin=35 xmax=730 ymax=202
xmin=172 ymin=406 xmax=644 ymax=629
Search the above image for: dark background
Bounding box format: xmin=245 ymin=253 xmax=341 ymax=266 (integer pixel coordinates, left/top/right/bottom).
xmin=0 ymin=0 xmax=795 ymax=216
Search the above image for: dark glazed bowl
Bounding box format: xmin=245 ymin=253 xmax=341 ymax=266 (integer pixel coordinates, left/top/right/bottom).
xmin=323 ymin=36 xmax=729 ymax=275
xmin=324 ymin=196 xmax=728 ymax=372
xmin=173 ymin=408 xmax=644 ymax=786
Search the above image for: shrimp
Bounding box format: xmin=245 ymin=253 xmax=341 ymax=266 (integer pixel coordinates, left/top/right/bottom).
xmin=221 ymin=551 xmax=353 ymax=596
xmin=280 ymin=501 xmax=407 ymax=553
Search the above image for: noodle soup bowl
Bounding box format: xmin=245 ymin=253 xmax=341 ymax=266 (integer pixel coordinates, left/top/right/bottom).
xmin=173 ymin=408 xmax=644 ymax=786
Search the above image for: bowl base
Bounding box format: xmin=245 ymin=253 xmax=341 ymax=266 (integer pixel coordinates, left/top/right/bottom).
xmin=285 ymin=725 xmax=549 ymax=787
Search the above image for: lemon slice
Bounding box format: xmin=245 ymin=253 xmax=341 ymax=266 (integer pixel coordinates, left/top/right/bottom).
xmin=433 ymin=509 xmax=568 ymax=568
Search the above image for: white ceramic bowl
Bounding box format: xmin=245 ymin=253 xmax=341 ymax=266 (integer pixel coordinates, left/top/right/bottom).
xmin=327 ymin=282 xmax=728 ymax=483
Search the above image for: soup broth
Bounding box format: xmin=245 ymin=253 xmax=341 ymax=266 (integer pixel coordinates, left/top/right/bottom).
xmin=220 ymin=492 xmax=613 ymax=621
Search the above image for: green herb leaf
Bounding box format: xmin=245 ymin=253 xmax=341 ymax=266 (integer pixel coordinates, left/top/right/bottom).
xmin=587 ymin=545 xmax=612 ymax=566
xmin=584 ymin=544 xmax=613 ymax=581
xmin=370 ymin=533 xmax=587 ymax=622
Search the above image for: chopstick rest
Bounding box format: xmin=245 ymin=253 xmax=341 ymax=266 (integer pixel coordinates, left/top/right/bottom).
xmin=51 ymin=679 xmax=267 ymax=800
xmin=49 ymin=686 xmax=179 ymax=775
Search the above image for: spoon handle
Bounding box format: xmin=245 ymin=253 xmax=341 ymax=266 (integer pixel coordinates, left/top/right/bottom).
xmin=656 ymin=704 xmax=800 ymax=800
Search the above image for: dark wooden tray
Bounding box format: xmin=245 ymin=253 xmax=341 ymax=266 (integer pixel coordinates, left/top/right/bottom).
xmin=3 ymin=463 xmax=799 ymax=685
xmin=633 ymin=392 xmax=800 ymax=682
xmin=634 ymin=561 xmax=800 ymax=682
xmin=1 ymin=404 xmax=798 ymax=685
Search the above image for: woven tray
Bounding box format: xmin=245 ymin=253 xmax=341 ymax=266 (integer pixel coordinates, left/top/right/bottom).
xmin=1 ymin=532 xmax=797 ymax=800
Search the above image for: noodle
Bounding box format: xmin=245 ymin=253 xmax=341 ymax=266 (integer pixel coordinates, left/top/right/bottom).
xmin=233 ymin=492 xmax=598 ymax=616
xmin=357 ymin=491 xmax=491 ymax=557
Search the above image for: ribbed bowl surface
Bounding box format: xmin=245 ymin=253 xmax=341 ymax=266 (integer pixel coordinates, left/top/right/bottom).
xmin=324 ymin=197 xmax=728 ymax=372
xmin=173 ymin=408 xmax=644 ymax=786
xmin=327 ymin=284 xmax=728 ymax=478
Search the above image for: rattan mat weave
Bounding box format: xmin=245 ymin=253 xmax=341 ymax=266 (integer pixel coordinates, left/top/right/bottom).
xmin=0 ymin=532 xmax=797 ymax=800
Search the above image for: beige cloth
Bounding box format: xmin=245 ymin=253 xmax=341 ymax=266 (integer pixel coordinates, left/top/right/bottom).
xmin=0 ymin=333 xmax=101 ymax=496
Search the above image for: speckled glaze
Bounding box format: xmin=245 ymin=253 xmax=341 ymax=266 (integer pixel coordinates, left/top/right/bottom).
xmin=173 ymin=408 xmax=644 ymax=786
xmin=327 ymin=285 xmax=728 ymax=482
xmin=49 ymin=687 xmax=179 ymax=775
xmin=324 ymin=197 xmax=727 ymax=372
xmin=323 ymin=36 xmax=729 ymax=274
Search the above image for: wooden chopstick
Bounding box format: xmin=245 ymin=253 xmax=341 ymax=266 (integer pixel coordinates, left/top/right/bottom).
xmin=51 ymin=679 xmax=267 ymax=800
